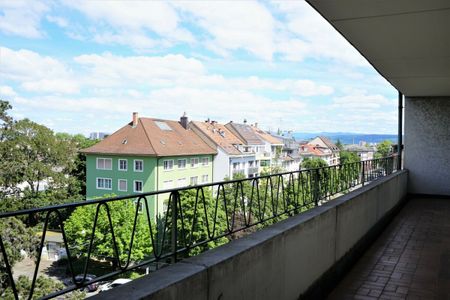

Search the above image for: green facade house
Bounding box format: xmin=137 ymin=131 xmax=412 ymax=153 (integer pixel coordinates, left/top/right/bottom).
xmin=82 ymin=113 xmax=216 ymax=217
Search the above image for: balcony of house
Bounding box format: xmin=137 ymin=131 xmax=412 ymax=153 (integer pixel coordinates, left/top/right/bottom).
xmin=247 ymin=167 xmax=259 ymax=175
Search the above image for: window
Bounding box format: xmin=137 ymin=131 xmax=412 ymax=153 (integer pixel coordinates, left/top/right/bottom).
xmin=134 ymin=180 xmax=143 ymax=192
xmin=163 ymin=160 xmax=174 ymax=171
xmin=249 ymin=161 xmax=254 ymax=167
xmin=233 ymin=162 xmax=239 ymax=170
xmin=177 ymin=159 xmax=186 ymax=169
xmin=118 ymin=179 xmax=127 ymax=192
xmin=190 ymin=158 xmax=199 ymax=168
xmin=190 ymin=176 xmax=198 ymax=186
xmin=97 ymin=178 xmax=112 ymax=190
xmin=154 ymin=121 xmax=172 ymax=131
xmin=134 ymin=160 xmax=144 ymax=172
xmin=96 ymin=158 xmax=112 ymax=170
xmin=202 ymin=175 xmax=208 ymax=183
xmin=177 ymin=178 xmax=187 ymax=187
xmin=118 ymin=159 xmax=127 ymax=171
xmin=201 ymin=157 xmax=209 ymax=166
xmin=163 ymin=180 xmax=173 ymax=190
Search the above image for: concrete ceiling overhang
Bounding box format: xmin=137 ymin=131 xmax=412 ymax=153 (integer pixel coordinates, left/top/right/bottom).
xmin=306 ymin=0 xmax=450 ymax=97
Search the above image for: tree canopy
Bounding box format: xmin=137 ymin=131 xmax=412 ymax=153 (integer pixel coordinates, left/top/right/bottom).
xmin=339 ymin=150 xmax=360 ymax=165
xmin=301 ymin=157 xmax=328 ymax=169
xmin=64 ymin=196 xmax=153 ymax=264
xmin=375 ymin=140 xmax=393 ymax=158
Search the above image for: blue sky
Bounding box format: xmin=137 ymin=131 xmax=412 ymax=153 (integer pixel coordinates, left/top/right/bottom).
xmin=0 ymin=1 xmax=398 ymax=135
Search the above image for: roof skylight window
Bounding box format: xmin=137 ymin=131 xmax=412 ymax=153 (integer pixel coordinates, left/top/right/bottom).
xmin=155 ymin=121 xmax=172 ymax=131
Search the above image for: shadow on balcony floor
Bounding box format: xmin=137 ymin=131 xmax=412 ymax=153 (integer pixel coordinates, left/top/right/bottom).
xmin=328 ymin=197 xmax=450 ymax=300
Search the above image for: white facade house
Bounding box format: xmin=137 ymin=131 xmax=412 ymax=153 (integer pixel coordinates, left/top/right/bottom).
xmin=190 ymin=120 xmax=258 ymax=181
xmin=307 ymin=136 xmax=340 ymax=166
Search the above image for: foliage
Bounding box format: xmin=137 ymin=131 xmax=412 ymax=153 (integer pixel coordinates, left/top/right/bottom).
xmin=64 ymin=196 xmax=153 ymax=264
xmin=301 ymin=157 xmax=328 ymax=169
xmin=375 ymin=140 xmax=393 ymax=158
xmin=0 ymin=118 xmax=77 ymax=198
xmin=168 ymin=189 xmax=228 ymax=257
xmin=339 ymin=150 xmax=360 ymax=165
xmin=0 ymin=218 xmax=39 ymax=292
xmin=56 ymin=133 xmax=99 ymax=196
xmin=336 ymin=139 xmax=344 ymax=151
xmin=2 ymin=275 xmax=85 ymax=300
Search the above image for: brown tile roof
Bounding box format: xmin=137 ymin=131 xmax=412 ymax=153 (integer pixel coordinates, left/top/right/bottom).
xmin=83 ymin=117 xmax=216 ymax=157
xmin=225 ymin=122 xmax=264 ymax=145
xmin=190 ymin=121 xmax=244 ymax=155
xmin=299 ymin=144 xmax=329 ymax=156
xmin=251 ymin=127 xmax=283 ymax=145
xmin=318 ymin=136 xmax=339 ymax=152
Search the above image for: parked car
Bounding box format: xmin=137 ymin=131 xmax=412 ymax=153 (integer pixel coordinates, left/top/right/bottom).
xmin=74 ymin=274 xmax=98 ymax=292
xmin=99 ymin=278 xmax=132 ymax=292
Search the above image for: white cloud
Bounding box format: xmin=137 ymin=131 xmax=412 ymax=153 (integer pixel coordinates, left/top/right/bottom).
xmin=0 ymin=1 xmax=48 ymax=38
xmin=73 ymin=52 xmax=206 ymax=87
xmin=0 ymin=46 xmax=78 ymax=94
xmin=331 ymin=91 xmax=394 ymax=111
xmin=21 ymin=79 xmax=79 ymax=94
xmin=174 ymin=1 xmax=276 ymax=60
xmin=0 ymin=85 xmax=17 ymax=97
xmin=46 ymin=15 xmax=68 ymax=28
xmin=64 ymin=1 xmax=194 ymax=51
xmin=272 ymin=1 xmax=369 ymax=67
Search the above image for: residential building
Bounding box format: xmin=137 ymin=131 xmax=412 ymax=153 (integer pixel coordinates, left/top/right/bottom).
xmin=225 ymin=121 xmax=266 ymax=172
xmin=271 ymin=132 xmax=302 ymax=172
xmin=307 ymin=136 xmax=340 ymax=165
xmin=250 ymin=124 xmax=284 ymax=171
xmin=83 ymin=113 xmax=216 ymax=216
xmin=298 ymin=143 xmax=333 ymax=167
xmin=190 ymin=120 xmax=258 ymax=181
xmin=344 ymin=144 xmax=375 ymax=161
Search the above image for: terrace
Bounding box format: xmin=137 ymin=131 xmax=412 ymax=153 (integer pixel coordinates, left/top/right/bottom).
xmin=2 ymin=1 xmax=450 ymax=300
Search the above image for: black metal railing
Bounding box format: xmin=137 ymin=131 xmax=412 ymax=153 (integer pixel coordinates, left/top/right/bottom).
xmin=0 ymin=156 xmax=397 ymax=299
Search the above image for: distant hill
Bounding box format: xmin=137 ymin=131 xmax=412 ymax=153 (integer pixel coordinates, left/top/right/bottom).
xmin=292 ymin=132 xmax=398 ymax=145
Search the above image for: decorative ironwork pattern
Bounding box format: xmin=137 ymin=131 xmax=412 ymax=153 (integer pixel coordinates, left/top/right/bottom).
xmin=0 ymin=156 xmax=397 ymax=299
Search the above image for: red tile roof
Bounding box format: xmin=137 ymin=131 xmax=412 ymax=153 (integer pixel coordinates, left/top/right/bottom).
xmin=83 ymin=117 xmax=216 ymax=157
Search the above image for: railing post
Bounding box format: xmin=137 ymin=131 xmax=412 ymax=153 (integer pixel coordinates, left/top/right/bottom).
xmin=361 ymin=161 xmax=365 ymax=186
xmin=171 ymin=191 xmax=178 ymax=264
xmin=313 ymin=169 xmax=320 ymax=206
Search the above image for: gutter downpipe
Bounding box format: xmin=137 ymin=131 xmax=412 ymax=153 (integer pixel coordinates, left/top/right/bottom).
xmin=398 ymin=91 xmax=403 ymax=170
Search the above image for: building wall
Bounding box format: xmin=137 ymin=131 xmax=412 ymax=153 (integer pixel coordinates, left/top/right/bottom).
xmin=230 ymin=155 xmax=258 ymax=178
xmin=404 ymin=97 xmax=450 ymax=195
xmin=86 ymin=154 xmax=158 ymax=215
xmin=212 ymin=148 xmax=230 ymax=182
xmin=86 ymin=154 xmax=157 ymax=199
xmin=156 ymin=154 xmax=214 ymax=215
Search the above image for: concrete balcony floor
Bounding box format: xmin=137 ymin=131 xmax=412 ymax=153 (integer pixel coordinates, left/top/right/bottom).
xmin=328 ymin=197 xmax=450 ymax=300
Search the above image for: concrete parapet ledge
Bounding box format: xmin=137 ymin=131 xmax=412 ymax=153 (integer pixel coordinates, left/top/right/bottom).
xmin=93 ymin=170 xmax=408 ymax=300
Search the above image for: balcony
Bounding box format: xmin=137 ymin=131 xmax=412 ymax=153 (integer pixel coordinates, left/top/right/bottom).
xmin=0 ymin=158 xmax=403 ymax=299
xmin=247 ymin=167 xmax=259 ymax=175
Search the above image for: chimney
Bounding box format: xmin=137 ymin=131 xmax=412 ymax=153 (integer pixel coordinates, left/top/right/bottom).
xmin=180 ymin=112 xmax=188 ymax=129
xmin=243 ymin=118 xmax=247 ymax=124
xmin=132 ymin=112 xmax=138 ymax=127
xmin=254 ymin=122 xmax=258 ymax=128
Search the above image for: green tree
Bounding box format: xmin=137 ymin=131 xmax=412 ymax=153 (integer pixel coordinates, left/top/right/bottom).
xmin=339 ymin=150 xmax=360 ymax=165
xmin=336 ymin=139 xmax=344 ymax=151
xmin=301 ymin=157 xmax=328 ymax=169
xmin=167 ymin=189 xmax=228 ymax=257
xmin=375 ymin=140 xmax=393 ymax=158
xmin=64 ymin=197 xmax=153 ymax=265
xmin=55 ymin=133 xmax=99 ymax=197
xmin=2 ymin=275 xmax=85 ymax=300
xmin=0 ymin=218 xmax=39 ymax=292
xmin=0 ymin=119 xmax=77 ymax=198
